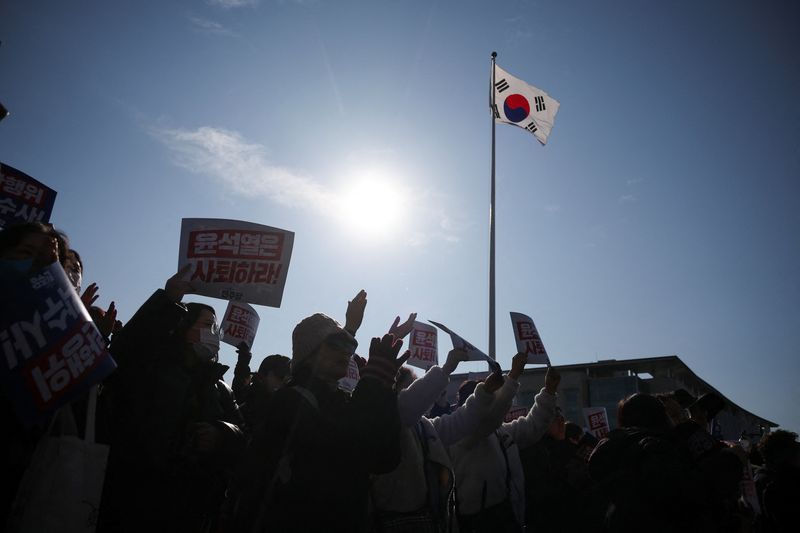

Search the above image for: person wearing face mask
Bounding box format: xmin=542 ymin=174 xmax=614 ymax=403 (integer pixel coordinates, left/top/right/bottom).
xmin=98 ymin=266 xmax=245 ymax=533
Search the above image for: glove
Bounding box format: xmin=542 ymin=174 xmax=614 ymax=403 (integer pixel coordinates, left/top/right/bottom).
xmin=360 ymin=334 xmax=410 ymax=387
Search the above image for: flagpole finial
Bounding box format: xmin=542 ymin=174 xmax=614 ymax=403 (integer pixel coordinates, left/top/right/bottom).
xmin=491 ymin=51 xmax=497 ymax=59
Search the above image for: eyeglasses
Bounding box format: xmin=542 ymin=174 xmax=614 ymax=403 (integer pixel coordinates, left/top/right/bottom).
xmin=323 ymin=331 xmax=358 ymax=355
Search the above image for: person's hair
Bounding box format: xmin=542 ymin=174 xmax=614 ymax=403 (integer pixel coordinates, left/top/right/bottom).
xmin=457 ymin=380 xmax=479 ymax=407
xmin=395 ymin=366 xmax=418 ymax=389
xmin=173 ymin=302 xmax=216 ymax=343
xmin=258 ymin=354 xmax=291 ymax=378
xmin=565 ymin=421 xmax=584 ymax=441
xmin=617 ymin=393 xmax=671 ymax=431
xmin=689 ymin=393 xmax=726 ymax=420
xmin=0 ymin=222 xmax=67 ymax=265
xmin=758 ymin=430 xmax=799 ymax=467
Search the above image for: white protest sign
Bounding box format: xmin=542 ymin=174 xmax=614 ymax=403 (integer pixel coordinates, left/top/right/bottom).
xmin=220 ymin=301 xmax=260 ymax=348
xmin=583 ymin=406 xmax=610 ymax=439
xmin=407 ymin=321 xmax=438 ymax=370
xmin=428 ymin=320 xmax=492 ymax=364
xmin=338 ymin=355 xmax=360 ymax=392
xmin=178 ymin=218 xmax=294 ymax=307
xmin=510 ymin=312 xmax=551 ymax=365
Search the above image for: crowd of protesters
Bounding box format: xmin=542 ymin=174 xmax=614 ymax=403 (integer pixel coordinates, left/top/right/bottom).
xmin=1 ymin=220 xmax=799 ymax=533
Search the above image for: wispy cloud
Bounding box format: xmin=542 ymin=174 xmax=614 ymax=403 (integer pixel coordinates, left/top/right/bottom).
xmin=150 ymin=125 xmax=460 ymax=245
xmin=544 ymin=204 xmax=561 ymax=213
xmin=152 ymin=126 xmax=333 ymax=210
xmin=618 ymin=194 xmax=637 ymax=204
xmin=188 ymin=16 xmax=237 ymax=36
xmin=626 ymin=177 xmax=643 ymax=186
xmin=207 ymin=0 xmax=258 ymax=8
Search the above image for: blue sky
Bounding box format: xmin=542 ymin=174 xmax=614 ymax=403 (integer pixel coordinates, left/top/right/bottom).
xmin=2 ymin=0 xmax=798 ymax=432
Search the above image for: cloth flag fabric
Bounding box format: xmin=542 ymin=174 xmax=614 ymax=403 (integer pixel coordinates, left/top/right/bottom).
xmin=492 ymin=64 xmax=560 ymax=145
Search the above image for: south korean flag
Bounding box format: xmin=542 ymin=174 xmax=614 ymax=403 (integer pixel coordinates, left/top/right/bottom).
xmin=492 ymin=64 xmax=560 ymax=145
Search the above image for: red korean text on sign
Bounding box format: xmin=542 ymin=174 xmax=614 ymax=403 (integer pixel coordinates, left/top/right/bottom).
xmin=23 ymin=321 xmax=107 ymax=408
xmin=190 ymin=260 xmax=283 ymax=285
xmin=0 ymin=172 xmax=46 ymax=207
xmin=187 ymin=230 xmax=284 ymax=260
xmin=588 ymin=412 xmax=606 ymax=431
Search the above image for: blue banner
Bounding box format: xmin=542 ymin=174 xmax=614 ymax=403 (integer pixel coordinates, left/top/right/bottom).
xmin=0 ymin=263 xmax=116 ymax=426
xmin=0 ymin=163 xmax=57 ymax=229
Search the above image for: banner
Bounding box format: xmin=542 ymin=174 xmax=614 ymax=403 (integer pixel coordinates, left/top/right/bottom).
xmin=0 ymin=163 xmax=57 ymax=229
xmin=428 ymin=320 xmax=501 ymax=373
xmin=338 ymin=355 xmax=360 ymax=393
xmin=510 ymin=312 xmax=551 ymax=365
xmin=178 ymin=218 xmax=294 ymax=307
xmin=221 ymin=301 xmax=260 ymax=348
xmin=583 ymin=407 xmax=610 ymax=439
xmin=0 ymin=263 xmax=117 ymax=426
xmin=407 ymin=321 xmax=438 ymax=370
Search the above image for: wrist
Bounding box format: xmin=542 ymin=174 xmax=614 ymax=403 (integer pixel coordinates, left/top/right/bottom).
xmin=442 ymin=361 xmax=457 ymax=375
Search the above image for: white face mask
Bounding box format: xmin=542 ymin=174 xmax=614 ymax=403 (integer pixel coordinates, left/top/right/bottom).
xmin=193 ymin=326 xmax=222 ymax=363
xmin=67 ymin=269 xmax=82 ymax=292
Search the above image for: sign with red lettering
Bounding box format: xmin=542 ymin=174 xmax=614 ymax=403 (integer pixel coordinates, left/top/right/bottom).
xmin=178 ymin=218 xmax=294 ymax=307
xmin=0 ymin=163 xmax=57 ymax=229
xmin=582 ymin=407 xmax=610 ymax=439
xmin=220 ymin=301 xmax=260 ymax=348
xmin=510 ymin=312 xmax=551 ymax=365
xmin=0 ymin=263 xmax=116 ymax=426
xmin=407 ymin=321 xmax=438 ymax=370
xmin=338 ymin=355 xmax=360 ymax=392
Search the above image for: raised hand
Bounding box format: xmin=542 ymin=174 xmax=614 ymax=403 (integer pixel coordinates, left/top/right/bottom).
xmin=95 ymin=301 xmax=118 ymax=339
xmin=344 ymin=289 xmax=367 ymax=335
xmin=509 ymin=352 xmax=528 ymax=381
xmin=360 ymin=334 xmax=408 ymax=387
xmin=388 ymin=313 xmax=418 ymax=340
xmin=236 ymin=341 xmax=252 ymax=363
xmin=441 ymin=348 xmax=469 ymax=375
xmin=165 ymin=264 xmax=194 ymax=303
xmin=544 ymin=366 xmax=561 ymax=395
xmin=80 ymin=282 xmax=99 ymax=309
xmin=484 ymin=370 xmax=504 ymax=394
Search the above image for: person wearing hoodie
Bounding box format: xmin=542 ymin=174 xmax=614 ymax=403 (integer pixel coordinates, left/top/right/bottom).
xmin=370 ymin=347 xmax=503 ymax=532
xmin=449 ymin=353 xmax=560 ymax=533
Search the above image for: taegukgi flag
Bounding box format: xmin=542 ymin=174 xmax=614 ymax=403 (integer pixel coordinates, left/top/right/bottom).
xmin=492 ymin=64 xmax=560 ymax=145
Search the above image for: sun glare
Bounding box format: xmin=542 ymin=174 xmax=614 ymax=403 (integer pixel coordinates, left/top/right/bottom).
xmin=337 ymin=172 xmax=407 ymax=239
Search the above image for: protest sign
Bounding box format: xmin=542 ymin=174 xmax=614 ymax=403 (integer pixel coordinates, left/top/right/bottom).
xmin=510 ymin=312 xmax=551 ymax=365
xmin=428 ymin=320 xmax=492 ymax=364
xmin=0 ymin=163 xmax=57 ymax=229
xmin=0 ymin=263 xmax=117 ymax=426
xmin=504 ymin=406 xmax=529 ymax=423
xmin=178 ymin=218 xmax=294 ymax=307
xmin=220 ymin=301 xmax=260 ymax=348
xmin=338 ymin=355 xmax=360 ymax=392
xmin=407 ymin=321 xmax=438 ymax=370
xmin=583 ymin=406 xmax=610 ymax=439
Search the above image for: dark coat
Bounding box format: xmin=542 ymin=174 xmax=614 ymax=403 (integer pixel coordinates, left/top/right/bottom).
xmin=99 ymin=289 xmax=245 ymax=533
xmin=231 ymin=374 xmax=402 ymax=533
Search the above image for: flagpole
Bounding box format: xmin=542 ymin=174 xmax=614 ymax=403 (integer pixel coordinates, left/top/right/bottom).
xmin=489 ymin=51 xmax=497 ymax=360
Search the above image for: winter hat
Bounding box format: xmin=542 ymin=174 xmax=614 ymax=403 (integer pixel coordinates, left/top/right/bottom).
xmin=292 ymin=313 xmax=357 ymax=367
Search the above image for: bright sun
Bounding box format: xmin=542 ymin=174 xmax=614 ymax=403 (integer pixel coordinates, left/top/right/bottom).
xmin=336 ymin=172 xmax=407 ymax=239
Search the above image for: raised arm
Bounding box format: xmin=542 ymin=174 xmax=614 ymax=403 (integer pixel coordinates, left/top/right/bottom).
xmin=503 ymin=366 xmax=561 ymax=448
xmin=396 ymin=348 xmax=468 ymax=426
